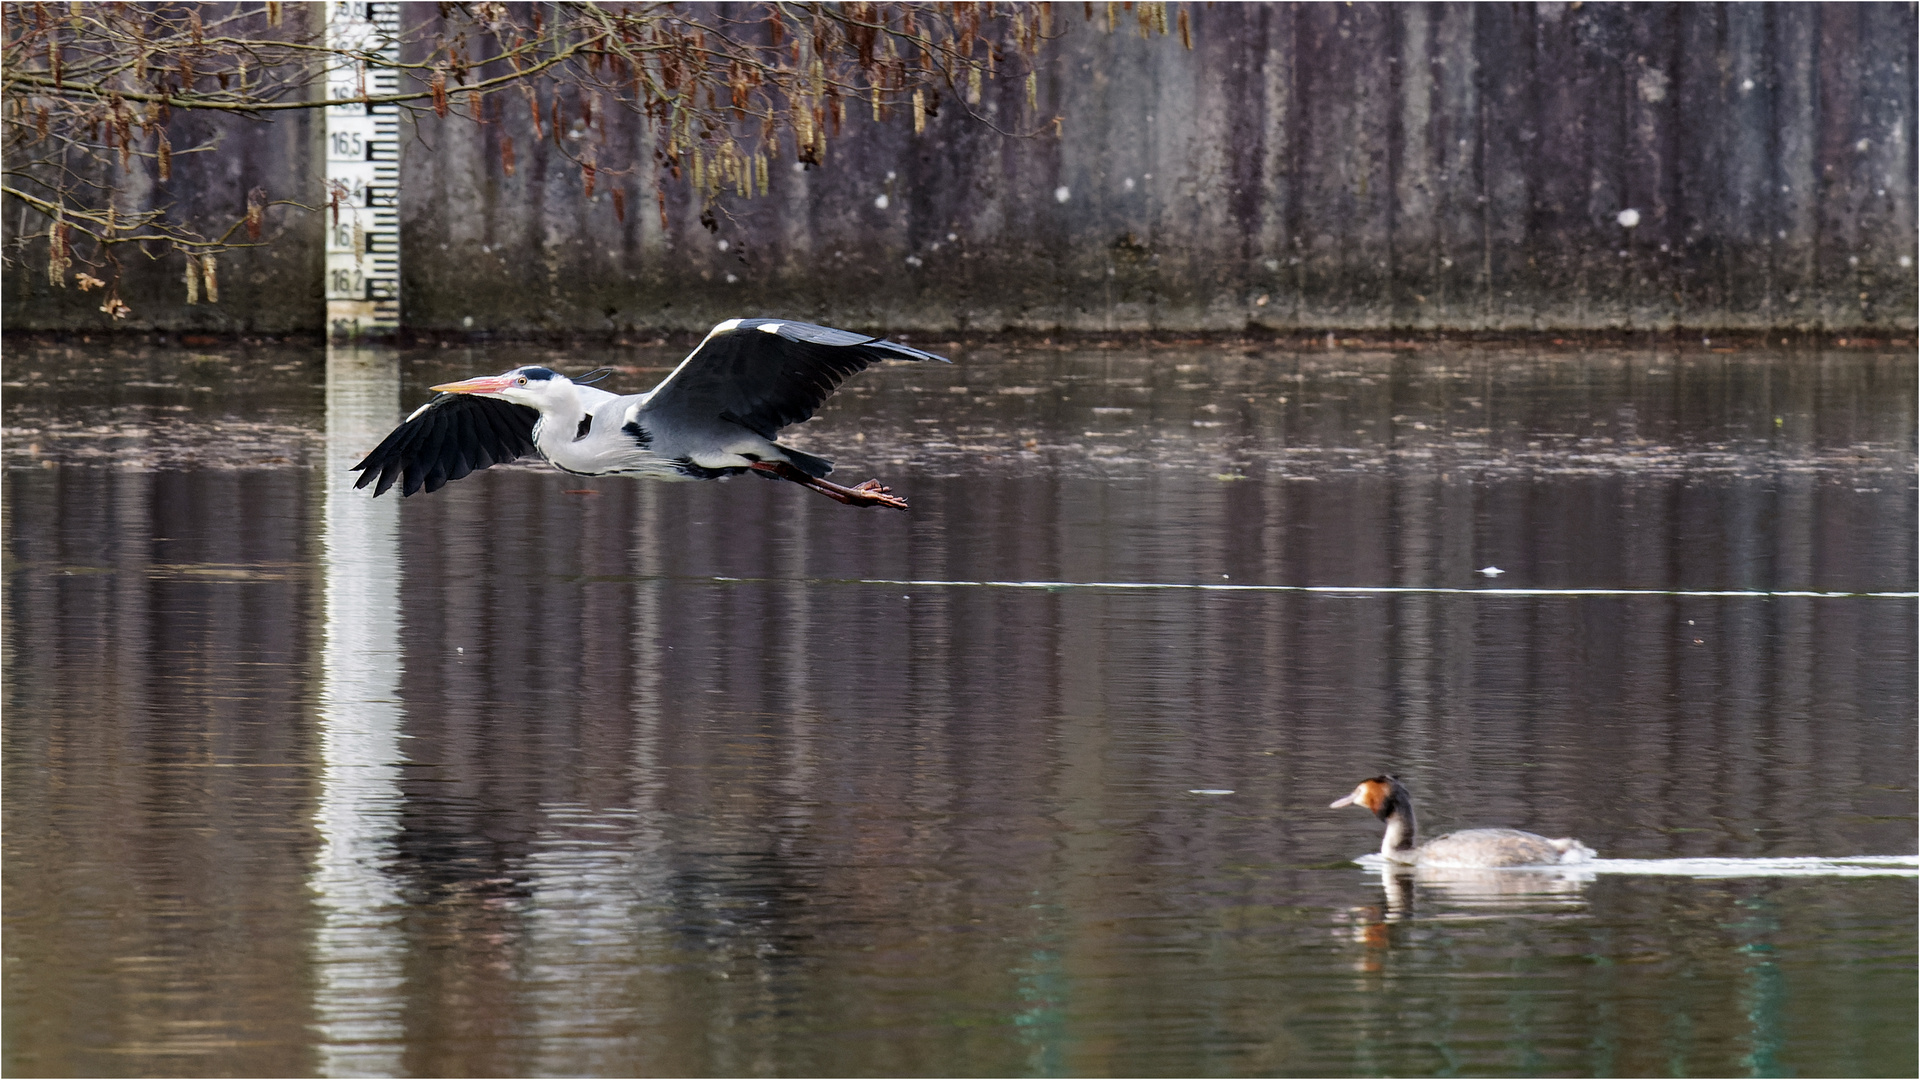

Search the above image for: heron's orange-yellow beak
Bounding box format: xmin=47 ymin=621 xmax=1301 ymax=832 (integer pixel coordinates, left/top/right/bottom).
xmin=430 ymin=374 xmax=516 ymax=395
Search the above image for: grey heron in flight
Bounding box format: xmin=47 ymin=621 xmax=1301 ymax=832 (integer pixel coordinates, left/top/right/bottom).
xmin=351 ymin=318 xmax=947 ymax=510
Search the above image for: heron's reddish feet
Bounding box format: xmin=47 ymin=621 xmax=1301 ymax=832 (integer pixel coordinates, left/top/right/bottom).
xmin=751 ymin=461 xmax=909 ymax=510
xmin=845 ymin=479 xmax=908 ymax=510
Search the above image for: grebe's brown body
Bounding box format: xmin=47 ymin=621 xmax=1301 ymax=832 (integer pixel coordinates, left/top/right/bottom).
xmin=1331 ymin=775 xmax=1595 ymax=868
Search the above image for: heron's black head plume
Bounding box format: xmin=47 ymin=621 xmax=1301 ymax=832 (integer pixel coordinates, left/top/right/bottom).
xmin=573 ymin=367 xmax=615 ymax=386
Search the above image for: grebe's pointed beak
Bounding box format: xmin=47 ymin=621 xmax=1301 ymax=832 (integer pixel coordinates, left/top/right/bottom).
xmin=1329 ymin=789 xmax=1361 ymax=809
xmin=430 ymin=373 xmax=516 ymax=395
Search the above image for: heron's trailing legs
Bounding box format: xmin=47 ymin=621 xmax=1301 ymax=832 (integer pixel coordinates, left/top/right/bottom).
xmin=750 ymin=461 xmax=909 ymax=510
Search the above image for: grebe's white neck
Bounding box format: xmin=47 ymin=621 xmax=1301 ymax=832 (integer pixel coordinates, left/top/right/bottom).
xmin=1378 ymin=785 xmax=1419 ymax=862
xmin=1381 ymin=809 xmax=1417 ymax=862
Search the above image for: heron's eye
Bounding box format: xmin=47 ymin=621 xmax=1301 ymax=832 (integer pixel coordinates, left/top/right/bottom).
xmin=516 ymin=375 xmax=528 ymax=386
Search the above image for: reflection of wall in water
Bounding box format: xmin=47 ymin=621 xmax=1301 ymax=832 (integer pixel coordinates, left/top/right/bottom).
xmin=3 ymin=339 xmax=1912 ymax=1075
xmin=2 ymin=467 xmax=322 ymax=1076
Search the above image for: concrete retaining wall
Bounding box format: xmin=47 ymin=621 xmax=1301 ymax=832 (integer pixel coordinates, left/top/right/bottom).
xmin=6 ymin=3 xmax=1915 ymax=335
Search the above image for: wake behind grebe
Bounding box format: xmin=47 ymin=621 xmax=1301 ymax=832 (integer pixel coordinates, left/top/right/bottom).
xmin=1356 ymin=853 xmax=1918 ymax=878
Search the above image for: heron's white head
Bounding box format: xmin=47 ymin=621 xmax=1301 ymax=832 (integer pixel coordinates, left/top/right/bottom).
xmin=430 ymin=366 xmax=577 ymax=412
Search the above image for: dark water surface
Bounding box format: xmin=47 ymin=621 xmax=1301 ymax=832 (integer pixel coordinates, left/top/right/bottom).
xmin=4 ymin=338 xmax=1915 ymax=1077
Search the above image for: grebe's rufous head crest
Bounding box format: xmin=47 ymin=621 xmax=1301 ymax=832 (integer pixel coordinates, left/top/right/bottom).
xmin=1329 ymin=775 xmax=1404 ymax=820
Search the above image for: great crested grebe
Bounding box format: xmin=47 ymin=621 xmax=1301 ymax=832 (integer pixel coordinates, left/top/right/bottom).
xmin=1330 ymin=775 xmax=1596 ymax=868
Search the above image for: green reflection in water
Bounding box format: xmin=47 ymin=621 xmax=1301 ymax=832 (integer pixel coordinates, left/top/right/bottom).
xmin=1012 ymin=899 xmax=1068 ymax=1078
xmin=1735 ymin=896 xmax=1786 ymax=1079
xmin=1668 ymin=1008 xmax=1696 ymax=1078
xmin=1013 ymin=946 xmax=1068 ymax=1077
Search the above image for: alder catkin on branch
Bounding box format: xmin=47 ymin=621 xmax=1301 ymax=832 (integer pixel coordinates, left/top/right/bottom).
xmin=48 ymin=214 xmax=71 ymax=287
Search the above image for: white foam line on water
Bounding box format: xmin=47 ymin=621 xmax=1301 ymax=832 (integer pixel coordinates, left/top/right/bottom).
xmin=850 ymin=579 xmax=1918 ymax=599
xmin=1355 ymin=853 xmax=1918 ymax=878
xmin=1581 ymin=856 xmax=1920 ymax=878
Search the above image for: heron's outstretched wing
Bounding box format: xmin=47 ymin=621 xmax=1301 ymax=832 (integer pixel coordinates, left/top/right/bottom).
xmin=350 ymin=393 xmax=539 ymax=496
xmin=641 ymin=318 xmax=948 ymax=439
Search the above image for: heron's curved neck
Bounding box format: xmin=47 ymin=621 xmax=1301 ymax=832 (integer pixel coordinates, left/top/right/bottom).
xmin=530 ymin=383 xmax=587 ymax=457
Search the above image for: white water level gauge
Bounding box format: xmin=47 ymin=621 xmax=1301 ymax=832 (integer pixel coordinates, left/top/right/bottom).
xmin=324 ymin=2 xmax=401 ymax=336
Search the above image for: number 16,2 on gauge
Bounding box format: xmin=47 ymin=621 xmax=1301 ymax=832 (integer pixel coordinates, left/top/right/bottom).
xmin=329 ymin=268 xmax=367 ymax=297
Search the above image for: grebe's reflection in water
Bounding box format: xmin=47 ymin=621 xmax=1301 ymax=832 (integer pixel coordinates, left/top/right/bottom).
xmin=1330 ymin=863 xmax=1593 ymax=972
xmin=1357 ymin=857 xmax=1593 ymax=921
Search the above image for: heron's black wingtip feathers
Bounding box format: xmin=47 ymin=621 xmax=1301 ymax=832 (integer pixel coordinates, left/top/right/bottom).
xmin=349 ymin=447 xmax=391 ymax=495
xmin=872 ymin=337 xmax=949 ymax=364
xmin=731 ymin=318 xmax=948 ymax=364
xmin=351 ymin=394 xmax=539 ymax=498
